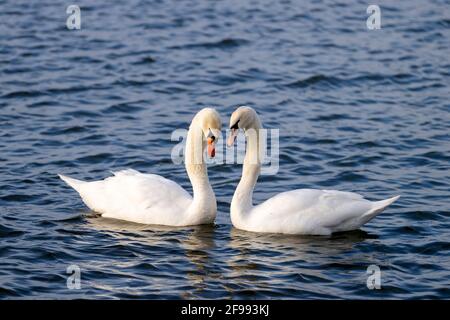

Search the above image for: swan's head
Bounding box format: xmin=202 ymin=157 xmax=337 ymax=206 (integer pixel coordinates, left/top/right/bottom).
xmin=227 ymin=106 xmax=260 ymax=147
xmin=193 ymin=107 xmax=222 ymax=158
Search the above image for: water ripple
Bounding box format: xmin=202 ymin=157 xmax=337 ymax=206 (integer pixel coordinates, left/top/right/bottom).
xmin=0 ymin=0 xmax=449 ymax=299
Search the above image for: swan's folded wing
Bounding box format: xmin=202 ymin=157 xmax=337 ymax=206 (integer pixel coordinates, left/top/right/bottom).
xmin=76 ymin=169 xmax=192 ymax=224
xmin=254 ymin=189 xmax=327 ymax=216
xmin=317 ymin=190 xmax=372 ymax=226
xmin=252 ymin=189 xmax=372 ymax=234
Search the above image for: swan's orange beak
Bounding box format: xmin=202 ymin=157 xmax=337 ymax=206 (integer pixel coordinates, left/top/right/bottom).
xmin=207 ymin=137 xmax=216 ymax=158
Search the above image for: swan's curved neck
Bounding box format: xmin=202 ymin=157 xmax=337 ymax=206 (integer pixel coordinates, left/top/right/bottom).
xmin=185 ymin=124 xmax=215 ymax=217
xmin=231 ymin=119 xmax=263 ymax=223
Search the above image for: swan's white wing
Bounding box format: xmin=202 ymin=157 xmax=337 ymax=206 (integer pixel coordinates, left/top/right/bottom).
xmin=61 ymin=169 xmax=192 ymax=225
xmin=250 ymin=189 xmax=373 ymax=235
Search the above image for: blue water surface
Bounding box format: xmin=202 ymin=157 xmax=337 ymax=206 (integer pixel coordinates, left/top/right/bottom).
xmin=0 ymin=0 xmax=449 ymax=299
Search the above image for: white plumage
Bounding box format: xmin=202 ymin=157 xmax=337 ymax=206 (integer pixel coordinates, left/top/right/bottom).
xmin=228 ymin=106 xmax=400 ymax=235
xmin=59 ymin=108 xmax=222 ymax=226
xmin=233 ymin=188 xmax=399 ymax=235
xmin=59 ymin=170 xmax=193 ymax=225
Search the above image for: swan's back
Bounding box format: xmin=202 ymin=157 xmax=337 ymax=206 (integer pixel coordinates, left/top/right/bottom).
xmin=59 ymin=169 xmax=192 ymax=225
xmin=249 ymin=189 xmax=399 ymax=235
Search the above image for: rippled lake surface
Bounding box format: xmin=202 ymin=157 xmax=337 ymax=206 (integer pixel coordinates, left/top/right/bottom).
xmin=1 ymin=0 xmax=449 ymax=299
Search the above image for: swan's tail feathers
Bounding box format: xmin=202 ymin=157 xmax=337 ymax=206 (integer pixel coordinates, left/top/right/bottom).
xmin=58 ymin=174 xmax=86 ymax=194
xmin=364 ymin=195 xmax=400 ymax=220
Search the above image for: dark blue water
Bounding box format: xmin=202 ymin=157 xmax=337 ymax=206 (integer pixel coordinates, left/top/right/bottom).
xmin=1 ymin=0 xmax=449 ymax=299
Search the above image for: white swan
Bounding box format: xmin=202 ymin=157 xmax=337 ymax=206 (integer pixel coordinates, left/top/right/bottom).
xmin=59 ymin=108 xmax=222 ymax=226
xmin=227 ymin=106 xmax=400 ymax=235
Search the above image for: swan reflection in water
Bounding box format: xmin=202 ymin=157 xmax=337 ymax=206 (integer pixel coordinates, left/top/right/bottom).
xmin=84 ymin=212 xmax=381 ymax=299
xmin=224 ymin=227 xmax=380 ymax=298
xmin=85 ymin=214 xmax=218 ymax=298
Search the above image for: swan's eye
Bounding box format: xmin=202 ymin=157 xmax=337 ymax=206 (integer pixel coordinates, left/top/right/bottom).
xmin=230 ymin=120 xmax=240 ymax=130
xmin=206 ymin=129 xmax=215 ymax=141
